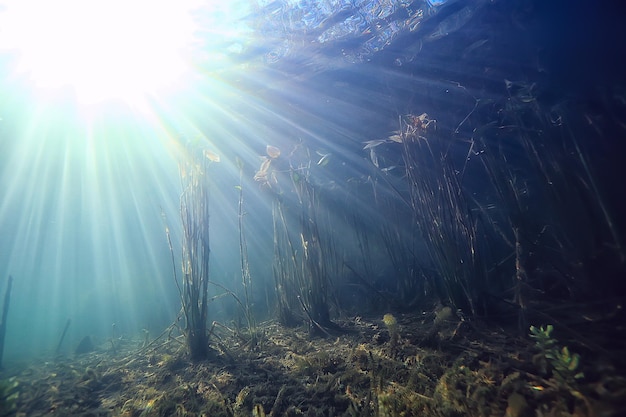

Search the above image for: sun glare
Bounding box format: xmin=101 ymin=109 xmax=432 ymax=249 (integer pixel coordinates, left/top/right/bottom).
xmin=0 ymin=0 xmax=202 ymax=105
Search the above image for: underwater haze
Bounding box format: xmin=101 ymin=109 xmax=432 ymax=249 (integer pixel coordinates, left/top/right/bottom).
xmin=1 ymin=0 xmax=625 ymax=415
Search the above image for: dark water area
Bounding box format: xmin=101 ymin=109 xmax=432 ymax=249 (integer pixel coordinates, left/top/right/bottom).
xmin=1 ymin=0 xmax=625 ymax=415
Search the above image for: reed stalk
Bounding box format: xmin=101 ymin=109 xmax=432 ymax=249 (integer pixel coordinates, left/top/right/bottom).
xmin=272 ymin=198 xmax=301 ymax=327
xmin=399 ymin=118 xmax=481 ymax=316
xmin=269 ymin=148 xmax=339 ymax=335
xmin=178 ymin=146 xmax=212 ymax=360
xmin=0 ymin=276 xmax=12 ymax=369
xmin=236 ymin=160 xmax=258 ymax=345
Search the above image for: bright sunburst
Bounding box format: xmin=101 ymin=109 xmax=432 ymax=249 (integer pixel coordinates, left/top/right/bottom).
xmin=0 ymin=0 xmax=201 ymax=105
xmin=0 ymin=0 xmax=256 ymax=359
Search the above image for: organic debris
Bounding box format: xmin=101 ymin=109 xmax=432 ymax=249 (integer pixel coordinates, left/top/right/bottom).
xmin=4 ymin=310 xmax=625 ymax=417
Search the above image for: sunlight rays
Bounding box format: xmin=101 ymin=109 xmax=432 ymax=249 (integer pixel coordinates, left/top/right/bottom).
xmin=0 ymin=0 xmax=201 ymax=105
xmin=0 ymin=110 xmax=183 ymax=353
xmin=0 ymin=0 xmax=380 ymax=359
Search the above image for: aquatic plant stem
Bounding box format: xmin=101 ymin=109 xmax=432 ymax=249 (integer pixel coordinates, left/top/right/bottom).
xmin=569 ymin=128 xmax=624 ymax=263
xmin=237 ymin=162 xmax=257 ymax=343
xmin=513 ymin=228 xmax=528 ymax=332
xmin=55 ymin=318 xmax=72 ymax=354
xmin=179 ymin=146 xmax=212 ymax=360
xmin=0 ymin=275 xmax=12 ymax=369
xmin=273 ymin=198 xmax=301 ymax=326
xmin=161 ymin=207 xmax=182 ymax=303
xmin=400 ymin=116 xmax=479 ymax=315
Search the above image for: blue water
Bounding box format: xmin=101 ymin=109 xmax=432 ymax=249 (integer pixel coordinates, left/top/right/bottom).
xmin=0 ymin=0 xmax=624 ymax=367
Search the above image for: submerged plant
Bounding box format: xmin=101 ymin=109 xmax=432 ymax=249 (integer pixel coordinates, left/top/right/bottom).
xmin=368 ymin=113 xmax=482 ymax=317
xmin=529 ymin=325 xmax=584 ymax=385
xmin=267 ymin=144 xmax=340 ymax=336
xmin=549 ymin=346 xmax=584 ymax=385
xmin=166 ymin=144 xmax=217 ymax=361
xmin=529 ymin=324 xmax=556 ymax=374
xmin=528 ymin=325 xmax=596 ymax=416
xmin=236 ymin=157 xmax=260 ymax=348
xmin=383 ymin=313 xmax=399 ymax=351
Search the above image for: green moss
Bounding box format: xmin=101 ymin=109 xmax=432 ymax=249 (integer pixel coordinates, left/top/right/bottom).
xmin=377 ymin=383 xmax=431 ymax=417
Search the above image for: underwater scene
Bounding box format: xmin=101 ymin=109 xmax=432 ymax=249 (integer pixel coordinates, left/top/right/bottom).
xmin=1 ymin=0 xmax=625 ymax=415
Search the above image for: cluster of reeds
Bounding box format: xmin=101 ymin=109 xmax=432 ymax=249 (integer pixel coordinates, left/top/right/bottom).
xmin=378 ymin=210 xmax=428 ymax=308
xmin=174 ymin=145 xmax=213 ymax=360
xmin=396 ymin=114 xmax=484 ymax=317
xmin=292 ymin=171 xmax=335 ymax=335
xmin=362 ymin=83 xmax=624 ymax=330
xmin=265 ymin=146 xmax=339 ymax=336
xmin=272 ymin=197 xmax=302 ymax=327
xmin=242 ymin=85 xmax=623 ymax=341
xmin=471 ymin=85 xmax=624 ymax=327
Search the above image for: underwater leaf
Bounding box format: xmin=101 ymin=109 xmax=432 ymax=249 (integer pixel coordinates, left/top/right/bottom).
xmin=561 ymin=346 xmax=571 ymax=360
xmin=363 ymin=139 xmax=388 ymax=149
xmin=254 ymin=157 xmax=272 ymax=182
xmin=266 ymin=145 xmax=281 ymax=159
xmin=529 ymin=324 xmax=554 ymax=345
xmin=203 ymin=149 xmax=221 ymax=162
xmin=259 ymin=157 xmax=271 ymax=172
xmin=568 ymin=354 xmax=580 ymax=371
xmin=234 ymin=185 xmax=242 ymax=190
xmin=253 ymin=171 xmax=267 ymax=182
xmin=369 ymin=148 xmax=379 ymax=168
xmin=387 ymin=133 xmax=403 ymax=143
xmin=317 ymin=153 xmax=331 ymax=166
